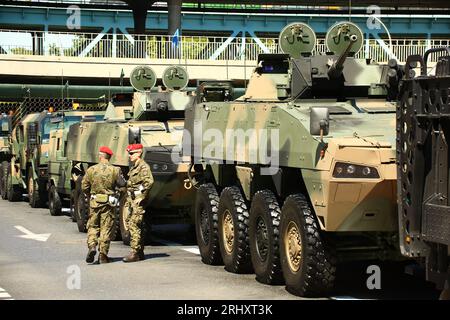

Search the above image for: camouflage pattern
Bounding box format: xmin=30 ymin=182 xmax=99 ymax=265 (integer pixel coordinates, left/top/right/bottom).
xmin=47 ymin=111 xmax=105 ymax=197
xmin=86 ymin=204 xmax=115 ymax=255
xmin=125 ymin=157 xmax=154 ymax=252
xmin=65 ymin=91 xmax=196 ymax=225
xmin=184 ymin=52 xmax=399 ymax=233
xmin=82 ymin=162 xmax=125 ymax=254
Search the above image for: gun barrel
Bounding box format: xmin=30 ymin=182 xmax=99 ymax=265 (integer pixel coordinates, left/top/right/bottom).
xmin=327 ymin=34 xmax=358 ymax=79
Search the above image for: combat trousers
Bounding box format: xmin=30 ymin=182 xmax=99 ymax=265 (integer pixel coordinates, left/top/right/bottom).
xmin=87 ymin=204 xmax=115 ymax=255
xmin=126 ymin=196 xmax=145 ymax=253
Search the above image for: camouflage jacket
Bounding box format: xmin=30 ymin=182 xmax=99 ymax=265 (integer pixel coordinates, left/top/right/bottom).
xmin=127 ymin=158 xmax=154 ymax=198
xmin=82 ymin=162 xmax=126 ymax=208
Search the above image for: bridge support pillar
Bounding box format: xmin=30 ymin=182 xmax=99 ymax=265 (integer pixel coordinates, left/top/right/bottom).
xmin=168 ymin=0 xmax=182 ymax=36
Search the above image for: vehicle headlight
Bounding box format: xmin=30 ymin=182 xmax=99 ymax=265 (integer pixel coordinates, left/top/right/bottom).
xmin=332 ymin=162 xmax=380 ymax=178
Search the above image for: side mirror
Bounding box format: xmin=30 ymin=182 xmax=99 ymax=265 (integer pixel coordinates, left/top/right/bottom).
xmin=310 ymin=107 xmax=329 ymax=136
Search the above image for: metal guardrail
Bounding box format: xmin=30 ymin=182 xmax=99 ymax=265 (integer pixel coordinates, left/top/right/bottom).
xmin=0 ymin=29 xmax=448 ymax=63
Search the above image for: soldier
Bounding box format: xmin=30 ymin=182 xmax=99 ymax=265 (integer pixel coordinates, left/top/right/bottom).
xmin=82 ymin=146 xmax=126 ymax=264
xmin=123 ymin=143 xmax=154 ymax=263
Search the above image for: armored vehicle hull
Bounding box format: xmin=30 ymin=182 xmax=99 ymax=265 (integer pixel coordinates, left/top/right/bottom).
xmin=64 ymin=90 xmax=196 ymax=243
xmin=183 ymin=22 xmax=404 ymax=297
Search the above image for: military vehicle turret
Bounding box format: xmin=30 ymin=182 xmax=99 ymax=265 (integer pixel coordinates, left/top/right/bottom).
xmin=183 ymin=22 xmax=404 ymax=297
xmin=0 ymin=113 xmax=12 ymax=199
xmin=65 ymin=66 xmax=196 ymax=243
xmin=397 ymin=48 xmax=450 ymax=299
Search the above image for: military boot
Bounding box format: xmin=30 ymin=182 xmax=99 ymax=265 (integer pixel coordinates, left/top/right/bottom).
xmin=123 ymin=251 xmax=140 ymax=263
xmin=98 ymin=253 xmax=110 ymax=264
xmin=85 ymin=247 xmax=97 ymax=263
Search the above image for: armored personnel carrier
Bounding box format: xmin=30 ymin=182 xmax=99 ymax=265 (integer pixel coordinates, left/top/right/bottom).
xmin=397 ymin=48 xmax=450 ymax=299
xmin=183 ymin=22 xmax=404 ymax=296
xmin=65 ymin=66 xmax=196 ymax=243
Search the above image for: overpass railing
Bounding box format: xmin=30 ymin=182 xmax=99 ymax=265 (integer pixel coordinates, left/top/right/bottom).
xmin=0 ymin=29 xmax=448 ymax=64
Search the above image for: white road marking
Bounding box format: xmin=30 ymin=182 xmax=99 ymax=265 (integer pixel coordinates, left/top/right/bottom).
xmin=0 ymin=287 xmax=13 ymax=300
xmin=14 ymin=225 xmax=51 ymax=242
xmin=150 ymin=236 xmax=200 ymax=255
xmin=183 ymin=247 xmax=200 ymax=255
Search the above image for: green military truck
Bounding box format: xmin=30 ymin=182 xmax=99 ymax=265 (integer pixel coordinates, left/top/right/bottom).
xmin=183 ymin=22 xmax=404 ymax=297
xmin=0 ymin=113 xmax=12 ymax=199
xmin=46 ymin=110 xmax=106 ymax=217
xmin=6 ymin=110 xmax=53 ymax=205
xmin=397 ymin=48 xmax=450 ymax=299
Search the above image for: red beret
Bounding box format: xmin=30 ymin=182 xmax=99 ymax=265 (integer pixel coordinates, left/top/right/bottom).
xmin=126 ymin=144 xmax=144 ymax=153
xmin=99 ymin=146 xmax=113 ymax=156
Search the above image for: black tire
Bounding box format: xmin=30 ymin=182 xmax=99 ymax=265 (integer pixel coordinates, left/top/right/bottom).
xmin=119 ymin=193 xmax=131 ymax=245
xmin=0 ymin=161 xmax=8 ymax=200
xmin=48 ymin=184 xmax=62 ymax=216
xmin=195 ymin=183 xmax=222 ymax=265
xmin=249 ymin=190 xmax=283 ymax=285
xmin=218 ymin=186 xmax=252 ymax=274
xmin=74 ymin=176 xmax=88 ymax=232
xmin=28 ymin=170 xmax=45 ymax=208
xmin=69 ymin=189 xmax=77 ymax=222
xmin=7 ymin=164 xmax=22 ymax=202
xmin=280 ymin=194 xmax=336 ymax=297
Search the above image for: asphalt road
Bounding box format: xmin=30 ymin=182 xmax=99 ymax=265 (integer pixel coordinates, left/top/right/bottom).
xmin=0 ymin=198 xmax=441 ymax=300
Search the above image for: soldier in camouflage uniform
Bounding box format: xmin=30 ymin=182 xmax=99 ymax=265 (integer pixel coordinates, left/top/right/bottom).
xmin=82 ymin=146 xmax=126 ymax=264
xmin=123 ymin=143 xmax=154 ymax=263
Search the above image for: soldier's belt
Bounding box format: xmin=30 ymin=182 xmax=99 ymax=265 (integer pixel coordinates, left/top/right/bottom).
xmin=91 ymin=194 xmax=109 ymax=204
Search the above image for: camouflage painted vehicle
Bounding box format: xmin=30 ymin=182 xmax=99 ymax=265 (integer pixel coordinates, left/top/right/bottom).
xmin=397 ymin=48 xmax=450 ymax=299
xmin=3 ymin=100 xmax=107 ymax=207
xmin=0 ymin=113 xmax=12 ymax=199
xmin=7 ymin=110 xmax=52 ymax=205
xmin=183 ymin=22 xmax=404 ymax=297
xmin=46 ymin=110 xmax=106 ymax=217
xmin=65 ymin=66 xmax=196 ymax=244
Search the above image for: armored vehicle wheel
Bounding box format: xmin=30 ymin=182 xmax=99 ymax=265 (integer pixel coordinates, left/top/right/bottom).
xmin=218 ymin=186 xmax=252 ymax=274
xmin=28 ymin=172 xmax=46 ymax=208
xmin=74 ymin=176 xmax=88 ymax=232
xmin=0 ymin=161 xmax=8 ymax=200
xmin=49 ymin=185 xmax=62 ymax=216
xmin=7 ymin=164 xmax=22 ymax=202
xmin=119 ymin=194 xmax=131 ymax=245
xmin=280 ymin=194 xmax=336 ymax=297
xmin=195 ymin=183 xmax=222 ymax=265
xmin=69 ymin=190 xmax=77 ymax=222
xmin=249 ymin=190 xmax=283 ymax=285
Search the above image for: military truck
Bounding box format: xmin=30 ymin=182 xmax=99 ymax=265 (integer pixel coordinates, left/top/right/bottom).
xmin=6 ymin=110 xmax=52 ymax=205
xmin=3 ymin=99 xmax=107 ymax=207
xmin=65 ymin=66 xmax=196 ymax=243
xmin=183 ymin=22 xmax=404 ymax=297
xmin=397 ymin=48 xmax=450 ymax=299
xmin=46 ymin=110 xmax=106 ymax=217
xmin=0 ymin=113 xmax=12 ymax=199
